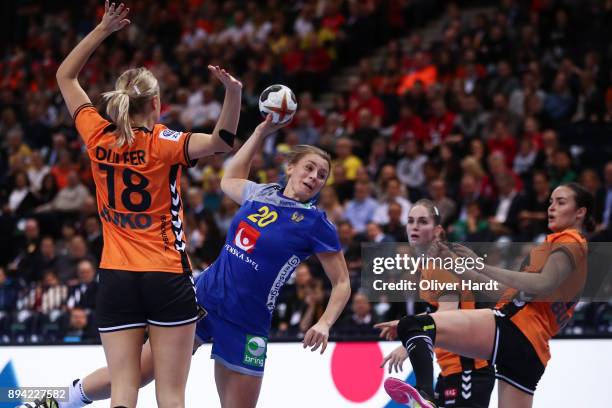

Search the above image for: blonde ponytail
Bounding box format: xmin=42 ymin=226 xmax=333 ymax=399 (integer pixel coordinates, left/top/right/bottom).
xmin=101 ymin=67 xmax=159 ymax=147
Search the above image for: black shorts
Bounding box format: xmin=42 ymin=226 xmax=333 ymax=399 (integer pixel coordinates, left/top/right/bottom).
xmin=434 ymin=366 xmax=495 ymax=408
xmin=491 ymin=313 xmax=546 ymax=395
xmin=96 ymin=269 xmax=200 ymax=332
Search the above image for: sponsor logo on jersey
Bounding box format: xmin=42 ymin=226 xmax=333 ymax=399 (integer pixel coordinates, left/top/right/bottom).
xmin=159 ymin=129 xmax=182 ymax=141
xmin=266 ymin=255 xmax=300 ymax=311
xmin=234 ymin=221 xmax=260 ymax=253
xmin=445 ymin=387 xmax=458 ymax=398
xmin=243 ymin=335 xmax=267 ymax=367
xmin=291 ymin=211 xmax=304 ymax=223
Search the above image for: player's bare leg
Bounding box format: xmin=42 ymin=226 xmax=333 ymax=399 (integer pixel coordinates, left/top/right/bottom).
xmin=498 ymin=381 xmax=534 ymax=408
xmin=214 ymin=362 xmax=263 ymax=408
xmin=100 ymin=328 xmax=146 ymax=408
xmin=148 ymin=323 xmax=196 ymax=408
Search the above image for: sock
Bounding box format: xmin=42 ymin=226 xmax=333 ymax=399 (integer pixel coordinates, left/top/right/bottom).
xmin=59 ymin=379 xmax=92 ymax=408
xmin=397 ymin=314 xmax=436 ymax=399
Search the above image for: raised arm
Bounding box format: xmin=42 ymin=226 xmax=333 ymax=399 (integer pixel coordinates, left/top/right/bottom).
xmin=302 ymin=251 xmax=351 ymax=354
xmin=220 ymin=115 xmax=286 ymax=203
xmin=187 ymin=66 xmax=243 ymax=160
xmin=57 ymin=1 xmax=130 ymax=116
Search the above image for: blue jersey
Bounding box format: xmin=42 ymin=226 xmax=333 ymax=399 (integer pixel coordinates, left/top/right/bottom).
xmin=196 ymin=182 xmax=341 ymax=334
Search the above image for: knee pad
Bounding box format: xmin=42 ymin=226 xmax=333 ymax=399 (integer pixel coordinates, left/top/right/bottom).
xmin=397 ymin=314 xmax=437 ymax=349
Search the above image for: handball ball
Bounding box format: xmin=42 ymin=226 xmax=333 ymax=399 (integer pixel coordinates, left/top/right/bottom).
xmin=258 ymin=84 xmax=298 ymax=125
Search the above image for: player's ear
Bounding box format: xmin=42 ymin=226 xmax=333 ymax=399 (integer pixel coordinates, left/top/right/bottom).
xmin=150 ymin=94 xmax=160 ymax=113
xmin=286 ymin=163 xmax=294 ymax=177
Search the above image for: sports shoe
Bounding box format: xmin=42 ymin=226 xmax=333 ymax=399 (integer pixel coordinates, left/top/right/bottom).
xmin=384 ymin=377 xmax=436 ymax=407
xmin=15 ymin=396 xmax=59 ymax=408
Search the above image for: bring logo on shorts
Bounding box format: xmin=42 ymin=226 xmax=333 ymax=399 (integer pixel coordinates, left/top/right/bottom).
xmin=243 ymin=334 xmax=267 ymax=367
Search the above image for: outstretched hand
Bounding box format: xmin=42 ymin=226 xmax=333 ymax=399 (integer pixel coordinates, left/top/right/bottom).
xmin=99 ymin=1 xmax=131 ymax=34
xmin=303 ymin=321 xmax=330 ymax=354
xmin=208 ymin=65 xmax=242 ymax=92
xmin=374 ymin=319 xmax=400 ymax=341
xmin=381 ymin=345 xmax=409 ymax=374
xmin=254 ymin=114 xmax=288 ymax=137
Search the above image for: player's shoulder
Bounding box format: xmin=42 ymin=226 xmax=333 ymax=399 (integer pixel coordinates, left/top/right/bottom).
xmin=244 ymin=182 xmax=282 ymax=203
xmin=152 ymin=124 xmax=182 ymax=140
xmin=545 ymin=229 xmax=586 ymax=244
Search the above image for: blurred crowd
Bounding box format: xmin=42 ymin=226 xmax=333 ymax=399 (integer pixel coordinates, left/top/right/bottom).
xmin=1 ymin=0 xmax=612 ymax=344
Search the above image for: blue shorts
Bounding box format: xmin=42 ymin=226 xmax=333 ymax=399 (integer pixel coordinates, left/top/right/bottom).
xmin=195 ymin=309 xmax=268 ymax=377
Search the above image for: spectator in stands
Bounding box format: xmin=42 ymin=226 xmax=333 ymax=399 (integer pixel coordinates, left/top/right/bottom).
xmin=37 ymin=270 xmax=69 ymax=342
xmin=17 ymin=236 xmax=64 ymax=285
xmin=0 ymin=266 xmax=19 ymax=341
xmin=427 ymin=178 xmax=456 ymax=227
xmin=513 ymin=136 xmax=540 ymax=179
xmin=27 ymin=150 xmax=50 ymax=193
xmin=35 ymin=171 xmax=91 ymax=214
xmin=332 ymin=137 xmax=363 ymax=181
xmin=351 ymin=108 xmax=380 ymax=160
xmin=32 ymin=173 xmax=58 ymax=207
xmin=366 ymin=137 xmax=392 ymax=180
xmin=392 ymin=103 xmax=427 ymax=146
xmin=214 ymin=195 xmax=239 ymax=235
xmin=330 ymin=163 xmax=355 ymax=203
xmin=3 ymin=171 xmax=37 ymax=217
xmin=448 ymin=201 xmax=494 ymax=242
xmin=396 ymin=139 xmax=428 ymax=192
xmin=544 ymin=72 xmax=576 ymax=122
xmin=343 ymin=180 xmax=377 ymax=234
xmin=66 ymin=259 xmax=98 ymax=312
xmin=83 ymin=215 xmax=103 ymax=262
xmin=63 ymin=307 xmax=98 ymax=343
xmin=336 ymin=291 xmax=379 ymax=337
xmin=293 ymin=110 xmax=320 ymax=146
xmin=373 ymin=177 xmax=411 ymax=225
xmin=580 ymin=168 xmax=604 ymax=225
xmin=520 ymin=170 xmax=553 ymax=240
xmin=599 ymin=162 xmax=612 ymax=230
xmin=382 ymin=201 xmax=408 ymax=242
xmin=298 ymin=278 xmax=328 ymax=335
xmin=319 ymin=186 xmax=344 ymax=225
xmin=486 ymin=60 xmax=520 ymax=100
xmin=426 ymin=98 xmax=456 ymax=147
xmin=336 ymin=221 xmax=361 ymax=275
xmin=272 ymin=263 xmax=313 ymax=337
xmin=549 ymin=149 xmax=577 ymax=188
xmin=49 ymin=149 xmax=75 ymax=190
xmin=452 ymin=93 xmax=488 ymax=141
xmin=509 ymin=71 xmax=546 ymax=118
xmin=365 ymin=222 xmax=393 ymax=243
xmin=55 ymin=235 xmax=94 ymax=284
xmin=9 ymin=218 xmax=41 ymax=278
xmin=488 ymin=172 xmax=524 ymax=240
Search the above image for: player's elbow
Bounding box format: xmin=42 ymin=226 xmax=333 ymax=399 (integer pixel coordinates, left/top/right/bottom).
xmin=56 ymin=65 xmax=70 ymax=81
xmin=213 ymin=129 xmax=235 ymax=152
xmin=333 ymin=273 xmax=351 ymax=299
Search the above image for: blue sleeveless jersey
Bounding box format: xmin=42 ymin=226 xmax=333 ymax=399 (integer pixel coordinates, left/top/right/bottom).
xmin=196 ymin=182 xmax=341 ymax=334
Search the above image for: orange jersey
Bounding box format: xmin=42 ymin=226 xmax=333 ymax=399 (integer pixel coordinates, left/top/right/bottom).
xmin=496 ymin=229 xmax=587 ymax=365
xmin=74 ymin=104 xmax=194 ymax=273
xmin=420 ymin=267 xmax=489 ymax=376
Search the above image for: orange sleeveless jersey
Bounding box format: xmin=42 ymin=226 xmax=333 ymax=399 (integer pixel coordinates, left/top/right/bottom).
xmin=420 ymin=267 xmax=489 ymax=377
xmin=496 ymin=229 xmax=587 ymax=366
xmin=74 ymin=104 xmax=194 ymax=273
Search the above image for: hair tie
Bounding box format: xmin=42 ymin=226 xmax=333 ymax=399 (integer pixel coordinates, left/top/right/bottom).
xmin=133 ymin=85 xmax=141 ymax=95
